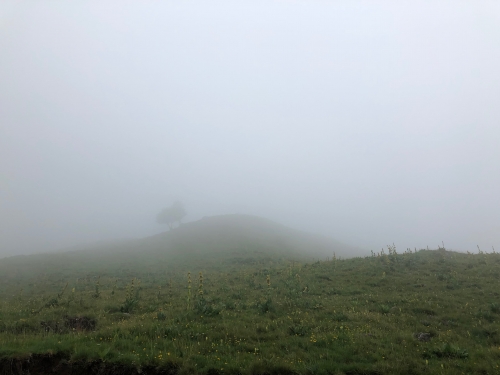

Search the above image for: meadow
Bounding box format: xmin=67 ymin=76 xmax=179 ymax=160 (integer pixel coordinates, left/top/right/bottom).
xmin=0 ymin=246 xmax=499 ymax=375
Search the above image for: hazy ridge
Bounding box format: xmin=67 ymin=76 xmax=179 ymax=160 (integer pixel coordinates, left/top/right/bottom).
xmin=0 ymin=215 xmax=365 ymax=280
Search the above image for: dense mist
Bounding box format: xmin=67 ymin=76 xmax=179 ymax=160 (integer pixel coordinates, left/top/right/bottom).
xmin=1 ymin=1 xmax=499 ymax=257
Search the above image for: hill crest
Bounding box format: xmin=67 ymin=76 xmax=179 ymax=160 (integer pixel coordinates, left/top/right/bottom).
xmin=127 ymin=214 xmax=364 ymax=259
xmin=0 ymin=215 xmax=365 ymax=278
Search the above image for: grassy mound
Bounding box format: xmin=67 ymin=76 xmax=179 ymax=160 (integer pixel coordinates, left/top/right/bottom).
xmin=0 ymin=215 xmax=363 ymax=279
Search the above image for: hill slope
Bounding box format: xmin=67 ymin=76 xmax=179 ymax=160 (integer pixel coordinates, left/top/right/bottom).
xmin=141 ymin=214 xmax=363 ymax=257
xmin=0 ymin=215 xmax=364 ymax=280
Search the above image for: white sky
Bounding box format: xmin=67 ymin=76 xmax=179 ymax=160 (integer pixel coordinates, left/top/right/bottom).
xmin=1 ymin=1 xmax=499 ymax=256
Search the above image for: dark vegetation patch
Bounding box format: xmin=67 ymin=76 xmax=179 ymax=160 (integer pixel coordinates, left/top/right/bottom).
xmin=412 ymin=308 xmax=437 ymax=316
xmin=0 ymin=353 xmax=180 ymax=375
xmin=64 ymin=316 xmax=96 ymax=331
xmin=425 ymin=343 xmax=469 ymax=359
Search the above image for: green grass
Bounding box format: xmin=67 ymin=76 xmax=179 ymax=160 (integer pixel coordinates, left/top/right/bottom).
xmin=1 ymin=248 xmax=500 ymax=374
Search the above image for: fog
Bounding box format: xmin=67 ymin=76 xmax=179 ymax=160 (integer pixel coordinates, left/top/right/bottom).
xmin=1 ymin=1 xmax=499 ymax=257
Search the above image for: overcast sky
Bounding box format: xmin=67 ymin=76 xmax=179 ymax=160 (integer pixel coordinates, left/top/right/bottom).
xmin=1 ymin=1 xmax=499 ymax=257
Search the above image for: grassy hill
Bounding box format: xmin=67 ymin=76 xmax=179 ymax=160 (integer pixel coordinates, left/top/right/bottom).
xmin=144 ymin=214 xmax=363 ymax=258
xmin=0 ymin=217 xmax=499 ymax=374
xmin=0 ymin=215 xmax=363 ymax=281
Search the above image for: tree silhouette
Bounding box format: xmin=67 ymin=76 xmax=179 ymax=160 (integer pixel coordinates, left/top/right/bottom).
xmin=156 ymin=201 xmax=186 ymax=230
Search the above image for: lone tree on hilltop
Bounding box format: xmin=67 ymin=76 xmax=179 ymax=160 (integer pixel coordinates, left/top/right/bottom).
xmin=156 ymin=201 xmax=186 ymax=230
